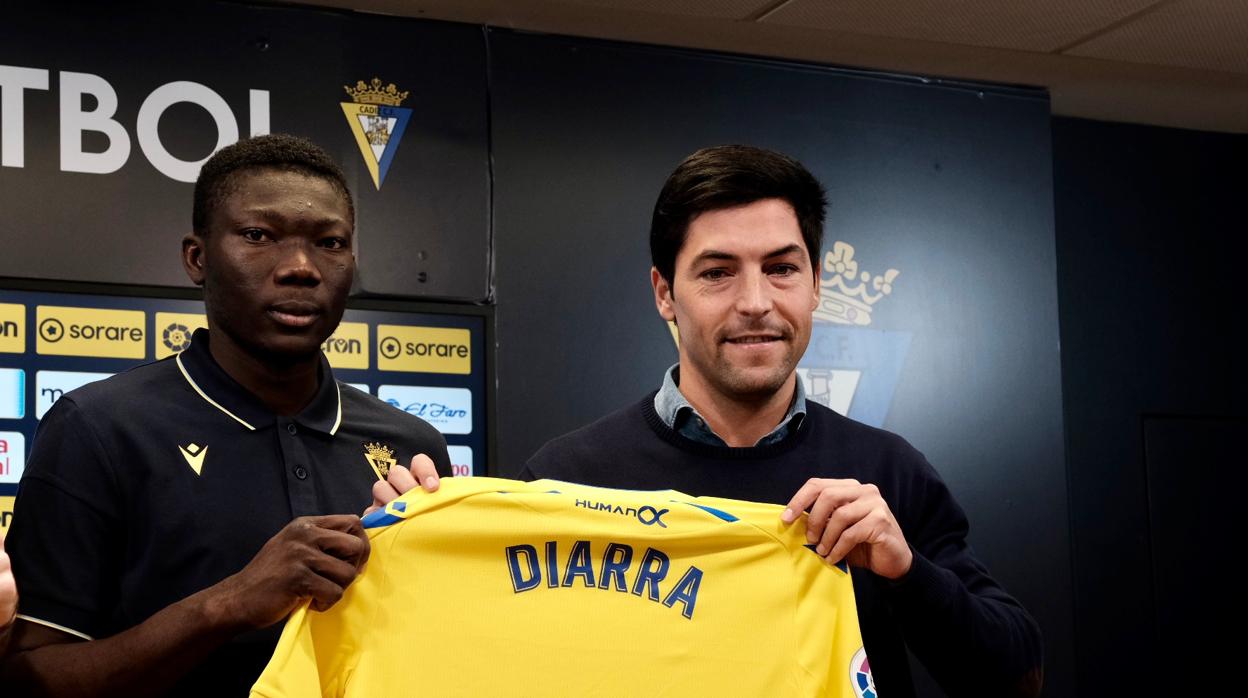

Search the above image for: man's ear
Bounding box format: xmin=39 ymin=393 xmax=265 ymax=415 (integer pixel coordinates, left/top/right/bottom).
xmin=182 ymin=233 xmax=206 ymax=286
xmin=652 ymin=267 xmax=676 ymax=322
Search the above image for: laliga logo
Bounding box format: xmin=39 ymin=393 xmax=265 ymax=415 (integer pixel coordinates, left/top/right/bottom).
xmin=0 ymin=64 xmax=269 ymax=182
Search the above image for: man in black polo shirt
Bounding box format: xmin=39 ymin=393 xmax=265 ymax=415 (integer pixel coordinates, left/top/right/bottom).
xmin=1 ymin=134 xmax=449 ymax=695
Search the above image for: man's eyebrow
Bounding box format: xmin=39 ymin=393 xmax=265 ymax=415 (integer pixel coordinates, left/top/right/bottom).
xmin=764 ymin=244 xmax=804 ymax=259
xmin=236 ymin=207 xmax=350 ymax=228
xmin=691 ymin=244 xmax=804 ymax=263
xmin=691 ymin=249 xmax=738 ymax=263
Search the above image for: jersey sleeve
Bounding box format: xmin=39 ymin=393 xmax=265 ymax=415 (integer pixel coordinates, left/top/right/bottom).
xmin=5 ymin=396 xmax=124 ymax=640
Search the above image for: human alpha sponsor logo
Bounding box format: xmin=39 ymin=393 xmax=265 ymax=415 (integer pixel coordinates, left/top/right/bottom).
xmin=0 ymin=368 xmax=24 ymax=419
xmin=378 ymin=385 xmax=472 ymax=434
xmin=36 ymin=306 xmax=145 ymax=359
xmin=154 ymin=312 xmax=207 ymax=359
xmin=322 ymin=322 xmax=369 ymax=370
xmin=35 ymin=370 xmax=113 ymax=419
xmin=575 ymin=499 xmax=669 ymax=528
xmin=340 ymin=77 xmax=412 ymax=189
xmin=0 ymin=302 xmax=25 ymax=354
xmin=447 ymin=445 xmax=473 ymax=477
xmin=0 ymin=431 xmax=25 ymax=484
xmin=377 ymin=325 xmax=471 ymax=375
xmin=0 ymin=64 xmax=269 ymax=182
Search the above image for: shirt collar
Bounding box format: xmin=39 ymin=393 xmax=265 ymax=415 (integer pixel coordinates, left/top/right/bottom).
xmin=653 ymin=363 xmax=807 ymax=447
xmin=175 ymin=328 xmax=343 ymax=435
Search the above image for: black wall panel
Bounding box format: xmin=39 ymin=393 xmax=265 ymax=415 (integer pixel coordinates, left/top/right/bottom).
xmin=1053 ymin=117 xmax=1248 ymax=695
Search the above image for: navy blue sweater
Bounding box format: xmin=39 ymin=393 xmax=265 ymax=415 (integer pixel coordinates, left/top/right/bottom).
xmin=521 ymin=393 xmax=1043 ymax=697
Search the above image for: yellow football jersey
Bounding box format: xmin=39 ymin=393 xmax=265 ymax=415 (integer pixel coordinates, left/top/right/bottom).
xmin=251 ymin=477 xmax=871 ymax=697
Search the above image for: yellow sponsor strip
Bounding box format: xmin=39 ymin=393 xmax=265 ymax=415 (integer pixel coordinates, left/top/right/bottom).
xmin=0 ymin=303 xmax=24 ymax=354
xmin=154 ymin=312 xmax=208 ymax=359
xmin=376 ymin=325 xmax=471 ymax=375
xmin=1 ymin=494 xmax=13 ymax=537
xmin=35 ymin=306 xmax=145 ymax=359
xmin=323 ymin=322 xmax=370 ymax=370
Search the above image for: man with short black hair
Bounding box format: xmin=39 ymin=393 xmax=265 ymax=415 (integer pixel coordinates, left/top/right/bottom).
xmin=400 ymin=144 xmax=1043 ymax=697
xmin=1 ymin=134 xmax=449 ymax=696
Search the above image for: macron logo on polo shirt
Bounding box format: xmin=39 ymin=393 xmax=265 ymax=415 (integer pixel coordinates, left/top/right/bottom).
xmin=179 ymin=443 xmax=207 ymax=475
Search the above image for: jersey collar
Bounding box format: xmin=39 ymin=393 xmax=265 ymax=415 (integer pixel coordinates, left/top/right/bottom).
xmin=175 ymin=328 xmax=343 ymax=435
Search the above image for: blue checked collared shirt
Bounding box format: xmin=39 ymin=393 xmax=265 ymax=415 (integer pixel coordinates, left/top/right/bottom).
xmin=653 ymin=364 xmax=807 ymax=447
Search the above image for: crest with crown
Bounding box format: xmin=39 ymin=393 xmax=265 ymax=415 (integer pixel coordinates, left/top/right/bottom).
xmin=815 ymin=241 xmax=900 ymax=326
xmin=363 ymin=441 xmax=397 ymax=479
xmin=344 ymin=78 xmax=410 ymax=107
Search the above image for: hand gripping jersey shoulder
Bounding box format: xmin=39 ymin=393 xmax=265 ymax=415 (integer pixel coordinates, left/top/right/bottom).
xmin=251 ymin=477 xmax=873 ymax=698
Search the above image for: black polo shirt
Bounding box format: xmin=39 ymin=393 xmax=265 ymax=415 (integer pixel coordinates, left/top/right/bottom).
xmin=7 ymin=328 xmax=450 ymax=695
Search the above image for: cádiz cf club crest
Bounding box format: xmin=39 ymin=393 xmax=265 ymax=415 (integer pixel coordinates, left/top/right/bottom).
xmin=341 ymin=77 xmax=412 ymax=189
xmin=363 ymin=441 xmax=398 ymax=480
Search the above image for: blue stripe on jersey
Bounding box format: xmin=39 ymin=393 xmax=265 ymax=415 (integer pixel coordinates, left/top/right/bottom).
xmin=362 ymin=510 xmax=403 ymax=529
xmin=803 ymin=544 xmax=851 ymax=573
xmin=679 ymin=502 xmax=739 ymax=522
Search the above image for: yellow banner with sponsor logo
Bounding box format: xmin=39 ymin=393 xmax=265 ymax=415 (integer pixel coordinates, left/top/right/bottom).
xmin=0 ymin=303 xmax=24 ymax=354
xmin=1 ymin=495 xmax=13 ymax=537
xmin=36 ymin=306 xmax=146 ymax=359
xmin=323 ymin=322 xmax=369 ymax=370
xmin=154 ymin=312 xmax=208 ymax=359
xmin=377 ymin=325 xmax=471 ymax=374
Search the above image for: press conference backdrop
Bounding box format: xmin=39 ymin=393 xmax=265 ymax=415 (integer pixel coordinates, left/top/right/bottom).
xmin=0 ymin=1 xmax=490 ymax=300
xmin=0 ymin=288 xmax=489 ymax=537
xmin=2 ymin=1 xmax=1074 ymax=695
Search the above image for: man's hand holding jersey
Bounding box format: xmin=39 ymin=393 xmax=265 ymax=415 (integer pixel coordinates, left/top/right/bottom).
xmin=782 ymin=478 xmax=914 ymax=580
xmin=210 ymin=515 xmax=370 ymax=629
xmin=367 ymin=454 xmax=442 ymax=515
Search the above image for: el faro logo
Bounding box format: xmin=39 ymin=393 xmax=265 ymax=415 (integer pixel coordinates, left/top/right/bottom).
xmin=340 ymin=77 xmax=412 ymax=189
